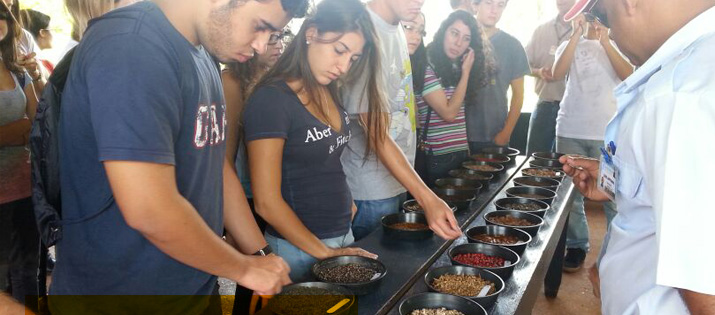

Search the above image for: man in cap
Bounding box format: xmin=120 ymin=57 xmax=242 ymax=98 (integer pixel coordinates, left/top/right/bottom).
xmin=561 ymin=0 xmax=715 ymax=313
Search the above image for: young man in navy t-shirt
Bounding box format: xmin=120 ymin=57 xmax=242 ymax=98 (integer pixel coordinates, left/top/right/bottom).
xmin=50 ymin=0 xmax=307 ymax=313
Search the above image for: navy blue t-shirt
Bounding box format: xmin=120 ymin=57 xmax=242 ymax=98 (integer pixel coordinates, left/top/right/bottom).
xmin=52 ymin=1 xmax=225 ymax=300
xmin=243 ymin=82 xmax=353 ymax=239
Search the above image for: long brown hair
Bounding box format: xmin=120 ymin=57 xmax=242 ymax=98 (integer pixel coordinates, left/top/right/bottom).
xmin=255 ymin=0 xmax=387 ymax=156
xmin=0 ymin=1 xmax=22 ymax=75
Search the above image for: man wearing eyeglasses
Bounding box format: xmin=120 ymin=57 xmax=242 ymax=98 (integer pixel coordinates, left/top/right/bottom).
xmin=561 ymin=0 xmax=715 ymax=313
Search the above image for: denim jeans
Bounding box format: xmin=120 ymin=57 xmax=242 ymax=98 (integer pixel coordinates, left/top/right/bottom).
xmin=526 ymin=100 xmax=560 ymax=155
xmin=266 ymin=230 xmax=355 ymax=283
xmin=423 ymin=150 xmax=469 ymax=187
xmin=352 ymin=194 xmax=406 ymax=241
xmin=0 ymin=198 xmax=40 ymax=306
xmin=556 ymin=136 xmax=617 ymax=251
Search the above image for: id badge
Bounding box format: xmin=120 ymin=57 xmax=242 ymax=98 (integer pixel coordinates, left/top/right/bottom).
xmin=597 ymin=155 xmax=618 ymax=202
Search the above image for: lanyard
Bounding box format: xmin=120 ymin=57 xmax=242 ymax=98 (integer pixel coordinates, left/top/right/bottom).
xmin=554 ymin=20 xmax=572 ymax=44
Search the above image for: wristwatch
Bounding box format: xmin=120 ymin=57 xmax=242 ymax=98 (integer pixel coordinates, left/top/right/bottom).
xmin=252 ymin=245 xmax=273 ymax=256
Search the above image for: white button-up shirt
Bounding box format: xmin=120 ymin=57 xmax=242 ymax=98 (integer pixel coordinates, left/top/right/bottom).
xmin=599 ymin=7 xmax=715 ymax=314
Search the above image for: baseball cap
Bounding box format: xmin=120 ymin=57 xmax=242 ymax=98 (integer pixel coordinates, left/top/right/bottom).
xmin=563 ymin=0 xmax=609 ymax=27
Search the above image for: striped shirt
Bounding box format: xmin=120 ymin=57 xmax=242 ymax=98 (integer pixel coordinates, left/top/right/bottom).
xmin=416 ymin=66 xmax=469 ymax=155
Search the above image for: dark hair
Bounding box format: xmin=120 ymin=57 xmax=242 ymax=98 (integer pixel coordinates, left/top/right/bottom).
xmin=0 ymin=1 xmax=22 ymax=75
xmin=256 ymin=0 xmax=387 ymax=156
xmin=409 ymin=13 xmax=427 ymax=94
xmin=426 ymin=10 xmax=495 ymax=106
xmin=450 ymin=0 xmax=463 ymax=9
xmin=21 ymin=9 xmax=50 ymax=40
xmin=232 ymin=0 xmax=310 ymax=18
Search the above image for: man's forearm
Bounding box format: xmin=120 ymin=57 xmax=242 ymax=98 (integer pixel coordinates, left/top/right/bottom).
xmin=681 ymin=289 xmax=715 ymax=315
xmin=502 ymin=80 xmax=525 ymax=135
xmin=223 ymin=160 xmax=266 ymax=255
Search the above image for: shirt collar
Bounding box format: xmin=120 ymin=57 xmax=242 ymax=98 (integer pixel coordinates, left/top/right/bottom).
xmin=616 ymin=6 xmax=715 ymax=94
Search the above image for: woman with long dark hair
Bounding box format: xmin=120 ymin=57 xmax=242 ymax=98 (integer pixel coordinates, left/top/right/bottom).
xmin=243 ymin=0 xmax=385 ymax=281
xmin=410 ymin=10 xmax=492 ymax=184
xmin=0 ymin=0 xmax=39 ymax=309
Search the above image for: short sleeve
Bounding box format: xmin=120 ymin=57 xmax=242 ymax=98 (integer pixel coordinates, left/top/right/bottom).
xmin=243 ymin=84 xmax=293 ymax=141
xmin=509 ymin=39 xmax=531 ymax=82
xmin=84 ymin=34 xmax=182 ymax=165
xmin=524 ymin=25 xmax=541 ymax=68
xmin=421 ymin=66 xmax=444 ymax=97
xmin=554 ymin=41 xmax=569 ymax=62
xmin=340 ymin=70 xmax=370 ymax=115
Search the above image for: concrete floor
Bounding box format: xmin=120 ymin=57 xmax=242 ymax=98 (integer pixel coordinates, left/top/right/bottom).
xmin=531 ymin=200 xmax=606 ymax=315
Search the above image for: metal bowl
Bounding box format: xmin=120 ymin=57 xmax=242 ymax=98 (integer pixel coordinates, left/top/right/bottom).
xmin=520 ymin=167 xmax=565 ymax=182
xmin=484 ymin=210 xmax=545 ymax=237
xmin=448 ymin=169 xmax=493 ymax=188
xmin=448 ymin=243 xmax=520 ymax=280
xmin=531 ymin=151 xmax=565 ymax=162
xmin=424 ymin=265 xmax=504 ymax=309
xmin=399 ymin=293 xmax=487 ymax=315
xmin=513 ymin=176 xmax=560 ymax=191
xmin=462 ymin=161 xmax=505 ymax=176
xmin=466 ymin=225 xmax=532 ymax=255
xmin=480 ymin=146 xmax=520 ymax=159
xmin=382 ymin=212 xmax=433 ymax=240
xmin=494 ymin=197 xmax=550 ymax=217
xmin=402 ymin=199 xmax=457 ymax=213
xmin=268 ymin=282 xmax=355 ymax=315
xmin=529 ymin=158 xmax=564 ymax=170
xmin=435 ymin=178 xmax=482 ymax=197
xmin=470 ymin=153 xmax=511 ymax=165
xmin=311 ymin=256 xmax=387 ymax=296
xmin=433 ymin=187 xmax=476 ymax=211
xmin=505 ymin=186 xmax=557 ymax=205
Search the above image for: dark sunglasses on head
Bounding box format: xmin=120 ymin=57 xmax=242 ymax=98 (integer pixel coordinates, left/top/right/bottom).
xmin=584 ymin=0 xmax=609 ymax=28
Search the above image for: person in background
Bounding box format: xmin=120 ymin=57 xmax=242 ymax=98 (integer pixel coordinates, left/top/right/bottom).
xmin=467 ymin=0 xmax=530 ymax=153
xmin=341 ymin=0 xmax=461 ymax=242
xmin=0 ymin=1 xmax=40 ymax=311
xmin=408 ymin=11 xmax=491 ymax=185
xmin=21 ymin=9 xmax=54 ymax=73
xmin=551 ymin=12 xmax=631 ymax=272
xmin=450 ymin=0 xmax=474 ymax=14
xmin=2 ymin=0 xmax=45 ymax=92
xmin=50 ymin=0 xmax=309 ymax=313
xmin=60 ymin=0 xmax=114 ymax=61
xmin=222 ymin=26 xmax=290 ymax=314
xmin=246 ymin=0 xmax=382 ymax=282
xmin=561 ymin=0 xmax=715 ymax=313
xmin=524 ymin=0 xmax=574 ymax=155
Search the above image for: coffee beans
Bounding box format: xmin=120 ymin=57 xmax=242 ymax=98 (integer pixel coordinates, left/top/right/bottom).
xmin=517 ymin=178 xmax=551 ymax=187
xmin=453 ymin=253 xmax=506 ymax=268
xmin=513 ymin=193 xmax=547 ymax=199
xmin=410 ymin=308 xmax=466 ymax=315
xmin=432 ymin=274 xmax=496 ymax=297
xmin=465 ymin=164 xmax=497 ymax=171
xmin=473 ymin=233 xmax=520 ymax=245
xmin=523 ymin=168 xmax=559 ymax=177
xmin=269 ymin=287 xmax=349 ymax=315
xmin=451 ymin=170 xmax=489 ymax=180
xmin=504 ymin=202 xmax=542 ymax=211
xmin=389 ymin=222 xmax=429 ymax=231
xmin=316 ymin=264 xmax=379 ymax=283
xmin=489 ymin=215 xmax=535 ymax=227
xmin=404 ymin=202 xmax=423 ymax=212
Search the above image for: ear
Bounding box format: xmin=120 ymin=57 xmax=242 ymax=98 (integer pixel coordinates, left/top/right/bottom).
xmin=305 ymin=26 xmax=318 ymax=42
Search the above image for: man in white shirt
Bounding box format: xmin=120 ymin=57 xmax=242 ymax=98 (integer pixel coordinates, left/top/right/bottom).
xmin=561 ymin=0 xmax=715 ymax=313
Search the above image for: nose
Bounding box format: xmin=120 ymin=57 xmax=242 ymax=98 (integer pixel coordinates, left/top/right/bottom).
xmin=336 ymin=56 xmax=351 ymax=75
xmin=251 ymin=31 xmax=271 ymax=55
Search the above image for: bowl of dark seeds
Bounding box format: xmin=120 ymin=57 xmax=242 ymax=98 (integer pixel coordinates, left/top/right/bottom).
xmin=382 ymin=212 xmax=434 ymax=240
xmin=462 ymin=161 xmax=505 ymax=176
xmin=399 ymin=293 xmax=487 ymax=315
xmin=531 ymin=151 xmax=565 ymax=162
xmin=433 ymin=188 xmax=476 ymax=211
xmin=434 ymin=178 xmax=482 ymax=197
xmin=268 ymin=282 xmax=355 ymax=315
xmin=470 ymin=153 xmax=511 ymax=165
xmin=481 ymin=147 xmax=520 ymax=161
xmin=513 ymin=176 xmax=560 ymax=191
xmin=505 ymin=186 xmax=557 ymax=205
xmin=424 ymin=265 xmax=504 ymax=309
xmin=494 ymin=197 xmax=550 ymax=217
xmin=484 ymin=210 xmax=545 ymax=237
xmin=312 ymin=255 xmax=387 ymax=295
xmin=529 ymin=158 xmax=563 ymax=170
xmin=448 ymin=169 xmax=493 ymax=188
xmin=403 ymin=199 xmax=457 ymax=213
xmin=521 ymin=167 xmax=565 ymax=181
xmin=466 ymin=225 xmax=532 ymax=255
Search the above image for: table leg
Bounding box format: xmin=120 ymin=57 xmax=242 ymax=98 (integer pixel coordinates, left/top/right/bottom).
xmin=544 ymin=214 xmax=569 ymax=298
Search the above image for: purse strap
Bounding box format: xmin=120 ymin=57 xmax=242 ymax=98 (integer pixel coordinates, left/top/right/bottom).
xmin=419 ymin=106 xmax=433 ymax=152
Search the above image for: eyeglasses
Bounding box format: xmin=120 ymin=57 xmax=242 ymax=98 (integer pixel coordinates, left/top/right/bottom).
xmin=268 ymin=29 xmax=294 ymax=46
xmin=403 ymin=24 xmax=426 ymax=37
xmin=584 ymin=0 xmax=609 ymax=28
